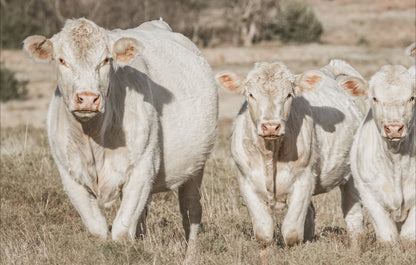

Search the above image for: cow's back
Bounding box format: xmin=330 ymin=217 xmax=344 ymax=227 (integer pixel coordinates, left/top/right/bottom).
xmin=301 ymin=78 xmax=362 ymax=193
xmin=108 ymin=26 xmax=218 ymax=192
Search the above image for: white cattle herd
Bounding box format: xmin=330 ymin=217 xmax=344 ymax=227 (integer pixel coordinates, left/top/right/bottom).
xmin=24 ymin=18 xmax=414 ymax=258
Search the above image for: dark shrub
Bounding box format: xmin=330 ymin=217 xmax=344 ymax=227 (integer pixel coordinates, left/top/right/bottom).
xmin=0 ymin=64 xmax=28 ymax=101
xmin=275 ymin=0 xmax=323 ymax=43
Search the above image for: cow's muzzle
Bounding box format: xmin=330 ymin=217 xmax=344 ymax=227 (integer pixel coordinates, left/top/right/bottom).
xmin=384 ymin=123 xmax=405 ymax=141
xmin=72 ymin=92 xmax=102 ymax=121
xmin=260 ymin=122 xmax=283 ymax=140
xmin=74 ymin=92 xmax=101 ymax=112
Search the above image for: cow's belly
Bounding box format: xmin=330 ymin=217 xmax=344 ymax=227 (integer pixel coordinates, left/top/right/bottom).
xmin=152 ymin=93 xmax=217 ymax=192
xmin=307 ymin=90 xmax=359 ymax=194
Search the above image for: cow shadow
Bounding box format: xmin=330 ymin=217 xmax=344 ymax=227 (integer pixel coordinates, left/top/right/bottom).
xmin=279 ymin=96 xmax=346 ymax=162
xmin=82 ymin=64 xmax=173 ymax=151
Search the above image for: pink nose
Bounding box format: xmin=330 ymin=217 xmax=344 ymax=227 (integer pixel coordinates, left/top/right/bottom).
xmin=384 ymin=123 xmax=404 ymax=138
xmin=74 ymin=92 xmax=101 ymax=111
xmin=261 ymin=122 xmax=281 ymax=136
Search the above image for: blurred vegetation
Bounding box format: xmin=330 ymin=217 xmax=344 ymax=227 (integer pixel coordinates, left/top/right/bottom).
xmin=0 ymin=63 xmax=28 ymax=101
xmin=0 ymin=0 xmax=322 ymax=48
xmin=275 ymin=0 xmax=323 ymax=43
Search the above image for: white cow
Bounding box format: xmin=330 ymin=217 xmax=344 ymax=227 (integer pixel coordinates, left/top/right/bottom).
xmin=23 ymin=18 xmax=218 ymax=250
xmin=216 ymin=62 xmax=364 ymax=257
xmin=320 ymin=59 xmax=369 ymax=115
xmin=348 ymin=64 xmax=415 ymax=242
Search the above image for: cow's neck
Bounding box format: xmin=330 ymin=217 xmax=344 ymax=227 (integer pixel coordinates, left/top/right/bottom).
xmin=244 ymin=114 xmax=280 ymax=207
xmin=377 ymin=122 xmax=415 ymax=222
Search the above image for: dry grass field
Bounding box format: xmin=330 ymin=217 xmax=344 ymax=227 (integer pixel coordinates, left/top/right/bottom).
xmin=1 ymin=0 xmax=415 ymax=264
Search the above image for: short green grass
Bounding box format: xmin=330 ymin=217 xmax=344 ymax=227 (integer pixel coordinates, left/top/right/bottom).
xmin=1 ymin=125 xmax=415 ymax=265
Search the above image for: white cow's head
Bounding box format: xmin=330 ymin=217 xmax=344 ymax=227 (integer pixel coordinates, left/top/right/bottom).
xmin=216 ymin=62 xmax=324 ymax=140
xmin=369 ymin=65 xmax=415 ymax=142
xmin=23 ymin=18 xmax=140 ymax=122
xmin=341 ymin=64 xmax=416 ymax=144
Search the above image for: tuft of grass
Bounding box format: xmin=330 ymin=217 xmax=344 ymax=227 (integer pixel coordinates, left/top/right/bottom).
xmin=1 ymin=126 xmax=415 ymax=264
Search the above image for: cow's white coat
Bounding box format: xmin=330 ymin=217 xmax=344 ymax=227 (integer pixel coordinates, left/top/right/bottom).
xmin=23 ymin=18 xmax=218 ymax=245
xmin=216 ymin=62 xmax=364 ymax=249
xmin=350 ymin=64 xmax=415 ymax=242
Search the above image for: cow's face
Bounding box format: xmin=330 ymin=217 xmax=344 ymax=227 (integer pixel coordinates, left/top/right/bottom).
xmin=369 ymin=65 xmax=415 ymax=142
xmin=217 ymin=62 xmax=324 ymax=140
xmin=23 ymin=18 xmax=140 ymax=122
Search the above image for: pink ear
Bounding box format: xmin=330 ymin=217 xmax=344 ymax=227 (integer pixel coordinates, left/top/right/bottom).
xmin=23 ymin=35 xmax=53 ymax=62
xmin=294 ymin=70 xmax=324 ymax=94
xmin=406 ymin=42 xmax=416 ymax=58
xmin=216 ymin=72 xmax=244 ymax=93
xmin=338 ymin=76 xmax=368 ymax=97
xmin=113 ymin=38 xmax=140 ymax=63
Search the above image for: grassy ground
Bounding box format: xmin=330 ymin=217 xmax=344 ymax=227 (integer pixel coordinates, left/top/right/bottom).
xmin=1 ymin=125 xmax=415 ymax=265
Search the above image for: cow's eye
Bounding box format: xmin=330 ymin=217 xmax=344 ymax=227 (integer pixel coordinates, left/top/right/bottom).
xmin=287 ymin=93 xmax=292 ymax=99
xmin=59 ymin=58 xmax=66 ymax=66
xmin=373 ymin=97 xmax=378 ymax=103
xmin=249 ymin=93 xmax=255 ymax=100
xmin=409 ymin=96 xmax=415 ymax=103
xmin=103 ymin=57 xmax=110 ymax=66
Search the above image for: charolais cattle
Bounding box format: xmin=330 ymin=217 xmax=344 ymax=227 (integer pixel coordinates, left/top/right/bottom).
xmin=320 ymin=59 xmax=369 ymax=115
xmin=216 ymin=61 xmax=364 ymax=260
xmin=347 ymin=63 xmax=415 ymax=242
xmin=23 ymin=18 xmax=218 ymax=252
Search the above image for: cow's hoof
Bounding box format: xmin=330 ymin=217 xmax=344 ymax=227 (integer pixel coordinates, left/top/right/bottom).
xmin=284 ymin=230 xmax=301 ymax=247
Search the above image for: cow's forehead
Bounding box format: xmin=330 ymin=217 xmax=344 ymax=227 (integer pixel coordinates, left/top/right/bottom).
xmin=370 ymin=65 xmax=415 ymax=100
xmin=52 ymin=18 xmax=109 ymax=62
xmin=246 ymin=62 xmax=294 ymax=94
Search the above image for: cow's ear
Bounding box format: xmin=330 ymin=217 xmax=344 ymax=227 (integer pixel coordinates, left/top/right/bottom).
xmin=406 ymin=42 xmax=416 ymax=58
xmin=23 ymin=35 xmax=53 ymax=63
xmin=337 ymin=76 xmax=368 ymax=97
xmin=216 ymin=72 xmax=245 ymax=94
xmin=293 ymin=70 xmax=324 ymax=95
xmin=113 ymin=38 xmax=140 ymax=63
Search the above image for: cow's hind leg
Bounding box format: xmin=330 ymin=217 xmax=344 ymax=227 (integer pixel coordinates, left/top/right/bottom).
xmin=179 ymin=170 xmax=203 ymax=242
xmin=304 ymin=202 xmax=315 ymax=242
xmin=179 ymin=169 xmax=203 ymax=263
xmin=135 ymin=203 xmax=149 ymax=239
xmin=340 ymin=176 xmax=364 ymax=240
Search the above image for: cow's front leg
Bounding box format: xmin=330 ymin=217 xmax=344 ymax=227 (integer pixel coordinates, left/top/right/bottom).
xmin=400 ymin=206 xmax=415 ymax=241
xmin=282 ymin=172 xmax=314 ymax=247
xmin=238 ymin=175 xmax=274 ymax=264
xmin=362 ymin=191 xmax=398 ymax=242
xmin=111 ymin=154 xmax=158 ymax=241
xmin=61 ymin=172 xmax=108 ymax=239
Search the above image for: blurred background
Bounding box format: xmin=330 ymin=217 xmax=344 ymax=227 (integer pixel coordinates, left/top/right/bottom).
xmin=0 ymin=0 xmax=415 ymax=128
xmin=0 ymin=2 xmax=415 ymax=264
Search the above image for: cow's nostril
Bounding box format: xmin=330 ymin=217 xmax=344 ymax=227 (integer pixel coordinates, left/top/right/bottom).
xmin=93 ymin=96 xmax=100 ymax=103
xmin=261 ymin=124 xmax=268 ymax=131
xmin=275 ymin=124 xmax=281 ymax=131
xmin=398 ymin=126 xmax=403 ymax=133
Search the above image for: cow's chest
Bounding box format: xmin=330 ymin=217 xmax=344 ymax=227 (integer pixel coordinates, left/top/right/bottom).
xmin=75 ymin=141 xmax=131 ymax=208
xmin=371 ymin=155 xmax=415 ymax=222
xmin=272 ymin=162 xmax=298 ymax=207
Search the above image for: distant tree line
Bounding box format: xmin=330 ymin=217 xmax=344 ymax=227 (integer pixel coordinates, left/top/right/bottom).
xmin=1 ymin=0 xmax=322 ymax=49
